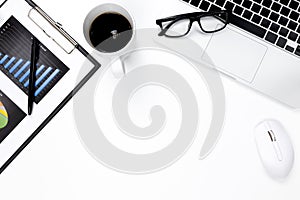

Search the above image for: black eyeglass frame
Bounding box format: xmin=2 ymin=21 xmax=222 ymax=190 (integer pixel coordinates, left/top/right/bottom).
xmin=156 ymin=10 xmax=229 ymax=38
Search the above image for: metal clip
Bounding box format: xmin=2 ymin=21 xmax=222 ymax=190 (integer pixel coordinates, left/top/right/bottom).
xmin=28 ymin=7 xmax=78 ymax=54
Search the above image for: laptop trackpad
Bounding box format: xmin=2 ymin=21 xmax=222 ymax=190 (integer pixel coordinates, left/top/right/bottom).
xmin=202 ymin=28 xmax=267 ymax=82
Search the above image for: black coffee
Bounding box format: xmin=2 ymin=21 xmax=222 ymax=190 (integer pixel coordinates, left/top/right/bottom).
xmin=89 ymin=12 xmax=133 ymax=53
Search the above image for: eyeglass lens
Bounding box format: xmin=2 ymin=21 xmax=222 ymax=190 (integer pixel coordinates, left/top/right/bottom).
xmin=199 ymin=12 xmax=227 ymax=33
xmin=163 ymin=19 xmax=191 ymax=37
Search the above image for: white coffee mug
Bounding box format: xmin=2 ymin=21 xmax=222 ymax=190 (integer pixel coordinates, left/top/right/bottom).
xmin=83 ymin=3 xmax=135 ymax=77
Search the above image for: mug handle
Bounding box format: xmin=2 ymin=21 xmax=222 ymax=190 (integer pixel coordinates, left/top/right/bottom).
xmin=111 ymin=54 xmax=128 ymax=78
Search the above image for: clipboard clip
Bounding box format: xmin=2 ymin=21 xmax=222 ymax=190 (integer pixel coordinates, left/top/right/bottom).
xmin=28 ymin=6 xmax=78 ymax=54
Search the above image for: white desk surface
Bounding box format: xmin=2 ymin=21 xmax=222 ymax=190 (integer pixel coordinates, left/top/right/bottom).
xmin=0 ymin=0 xmax=300 ymax=199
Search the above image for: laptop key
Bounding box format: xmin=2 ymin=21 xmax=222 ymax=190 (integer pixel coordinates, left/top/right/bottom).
xmin=279 ymin=16 xmax=288 ymax=26
xmin=295 ymin=46 xmax=300 ymax=56
xmin=271 ymin=2 xmax=282 ymax=12
xmin=242 ymin=10 xmax=253 ymax=19
xmin=260 ymin=8 xmax=271 ymax=18
xmin=270 ymin=12 xmax=280 ymax=22
xmin=252 ymin=14 xmax=262 ymax=24
xmin=262 ymin=0 xmax=272 ymax=7
xmin=229 ymin=13 xmax=267 ymax=38
xmin=224 ymin=1 xmax=234 ymax=11
xmin=290 ymin=11 xmax=300 ymax=22
xmin=234 ymin=5 xmax=244 ymax=15
xmin=242 ymin=0 xmax=252 ymax=9
xmin=289 ymin=1 xmax=299 ymax=9
xmin=270 ymin=23 xmax=280 ymax=33
xmin=200 ymin=0 xmax=211 ymax=11
xmin=261 ymin=18 xmax=271 ymax=28
xmin=286 ymin=45 xmax=294 ymax=52
xmin=288 ymin=20 xmax=298 ymax=31
xmin=279 ymin=0 xmax=289 ymax=6
xmin=191 ymin=0 xmax=201 ymax=7
xmin=279 ymin=27 xmax=289 ymax=37
xmin=251 ymin=3 xmax=261 ymax=13
xmin=265 ymin=31 xmax=278 ymax=43
xmin=280 ymin=6 xmax=290 ymax=16
xmin=215 ymin=0 xmax=226 ymax=7
xmin=288 ymin=31 xmax=298 ymax=41
xmin=276 ymin=37 xmax=287 ymax=48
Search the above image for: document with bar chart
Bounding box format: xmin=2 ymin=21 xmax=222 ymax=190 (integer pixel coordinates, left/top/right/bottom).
xmin=0 ymin=16 xmax=70 ymax=143
xmin=0 ymin=16 xmax=69 ymax=103
xmin=0 ymin=0 xmax=100 ymax=173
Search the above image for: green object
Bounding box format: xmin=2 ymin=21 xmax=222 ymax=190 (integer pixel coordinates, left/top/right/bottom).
xmin=0 ymin=113 xmax=8 ymax=129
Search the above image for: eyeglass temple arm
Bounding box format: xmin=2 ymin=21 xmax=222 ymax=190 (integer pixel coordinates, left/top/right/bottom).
xmin=156 ymin=18 xmax=178 ymax=36
xmin=156 ymin=11 xmax=210 ymax=25
xmin=156 ymin=16 xmax=178 ymax=26
xmin=156 ymin=13 xmax=195 ymax=36
xmin=157 ymin=10 xmax=229 ymax=24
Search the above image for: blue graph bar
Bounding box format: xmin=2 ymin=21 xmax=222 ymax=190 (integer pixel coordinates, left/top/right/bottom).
xmin=35 ymin=69 xmax=60 ymax=96
xmin=0 ymin=55 xmax=9 ymax=65
xmin=4 ymin=57 xmax=16 ymax=69
xmin=34 ymin=67 xmax=52 ymax=86
xmin=14 ymin=61 xmax=30 ymax=78
xmin=19 ymin=69 xmax=30 ymax=83
xmin=9 ymin=59 xmax=23 ymax=73
xmin=24 ymin=65 xmax=45 ymax=87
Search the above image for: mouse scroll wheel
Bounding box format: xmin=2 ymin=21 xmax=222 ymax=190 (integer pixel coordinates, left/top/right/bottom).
xmin=268 ymin=130 xmax=277 ymax=142
xmin=267 ymin=130 xmax=283 ymax=161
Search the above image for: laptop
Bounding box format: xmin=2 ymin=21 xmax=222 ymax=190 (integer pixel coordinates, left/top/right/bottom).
xmin=160 ymin=0 xmax=300 ymax=108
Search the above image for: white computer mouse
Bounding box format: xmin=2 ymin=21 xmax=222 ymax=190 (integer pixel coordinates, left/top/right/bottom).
xmin=254 ymin=119 xmax=294 ymax=180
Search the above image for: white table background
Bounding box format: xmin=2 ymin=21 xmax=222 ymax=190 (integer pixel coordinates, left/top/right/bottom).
xmin=0 ymin=0 xmax=299 ymax=199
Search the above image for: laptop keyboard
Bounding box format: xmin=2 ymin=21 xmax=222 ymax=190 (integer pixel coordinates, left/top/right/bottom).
xmin=181 ymin=0 xmax=300 ymax=57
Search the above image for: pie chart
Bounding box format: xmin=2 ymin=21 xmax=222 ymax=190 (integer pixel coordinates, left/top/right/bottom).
xmin=0 ymin=101 xmax=8 ymax=129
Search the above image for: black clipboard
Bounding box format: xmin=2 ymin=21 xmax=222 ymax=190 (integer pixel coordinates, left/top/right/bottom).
xmin=0 ymin=0 xmax=101 ymax=174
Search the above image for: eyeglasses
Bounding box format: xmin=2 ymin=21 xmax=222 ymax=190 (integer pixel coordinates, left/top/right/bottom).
xmin=156 ymin=10 xmax=229 ymax=38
